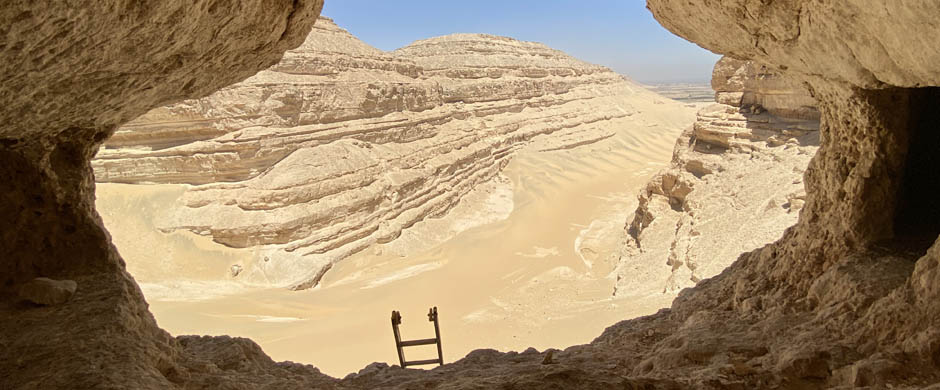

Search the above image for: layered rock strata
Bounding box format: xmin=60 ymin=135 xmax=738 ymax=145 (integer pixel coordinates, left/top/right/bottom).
xmin=92 ymin=18 xmax=681 ymax=290
xmin=615 ymin=56 xmax=819 ymax=295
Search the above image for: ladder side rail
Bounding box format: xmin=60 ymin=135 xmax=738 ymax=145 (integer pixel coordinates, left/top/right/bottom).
xmin=391 ymin=311 xmax=406 ymax=367
xmin=431 ymin=307 xmax=443 ymax=365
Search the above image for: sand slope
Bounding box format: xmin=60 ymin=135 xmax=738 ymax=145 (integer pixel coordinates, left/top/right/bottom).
xmin=97 ymin=99 xmax=696 ymax=376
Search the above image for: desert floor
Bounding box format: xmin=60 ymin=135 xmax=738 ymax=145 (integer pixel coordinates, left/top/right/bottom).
xmin=96 ymin=105 xmax=698 ymax=377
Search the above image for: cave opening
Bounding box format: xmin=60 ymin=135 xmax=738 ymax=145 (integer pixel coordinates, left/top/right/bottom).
xmin=85 ymin=7 xmax=816 ymax=381
xmin=892 ymin=87 xmax=940 ymax=253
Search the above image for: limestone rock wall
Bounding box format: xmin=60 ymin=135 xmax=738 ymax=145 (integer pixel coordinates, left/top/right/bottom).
xmin=0 ymin=1 xmax=329 ymax=388
xmin=712 ymin=56 xmax=819 ymax=120
xmin=93 ymin=18 xmax=436 ymax=184
xmin=647 ymin=1 xmax=940 ymax=89
xmin=615 ymin=56 xmax=819 ymax=297
xmin=617 ymin=1 xmax=940 ymax=387
xmin=92 ymin=18 xmax=673 ymax=290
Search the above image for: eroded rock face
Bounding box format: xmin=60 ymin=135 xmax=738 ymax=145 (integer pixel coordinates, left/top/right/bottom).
xmin=18 ymin=278 xmax=77 ymax=306
xmin=647 ymin=1 xmax=940 ymax=89
xmin=0 ymin=1 xmax=328 ymax=388
xmin=712 ymin=56 xmax=819 ymax=120
xmin=92 ymin=18 xmax=679 ymax=290
xmin=619 ymin=1 xmax=940 ymax=387
xmin=616 ymin=57 xmax=819 ymax=296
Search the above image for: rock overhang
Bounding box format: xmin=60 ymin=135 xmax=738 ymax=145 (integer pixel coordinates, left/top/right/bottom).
xmin=0 ymin=2 xmax=328 ymax=388
xmin=0 ymin=0 xmax=324 ymax=141
xmin=647 ymin=1 xmax=940 ymax=89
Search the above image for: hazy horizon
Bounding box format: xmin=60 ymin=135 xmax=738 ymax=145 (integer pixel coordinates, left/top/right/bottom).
xmin=322 ymin=1 xmax=720 ymax=84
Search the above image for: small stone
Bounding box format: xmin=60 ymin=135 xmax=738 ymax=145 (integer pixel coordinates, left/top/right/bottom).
xmin=230 ymin=264 xmax=243 ymax=277
xmin=354 ymin=362 xmax=388 ymax=377
xmin=541 ymin=350 xmax=556 ymax=365
xmin=19 ymin=277 xmax=77 ymax=306
xmin=732 ymin=362 xmax=754 ymax=376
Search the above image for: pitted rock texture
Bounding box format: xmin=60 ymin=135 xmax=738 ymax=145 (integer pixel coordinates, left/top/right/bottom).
xmin=614 ymin=57 xmax=819 ymax=296
xmin=647 ymin=1 xmax=940 ymax=89
xmin=0 ymin=1 xmax=326 ymax=388
xmin=591 ymin=1 xmax=940 ymax=387
xmin=18 ymin=277 xmax=77 ymax=306
xmin=92 ymin=18 xmax=685 ymax=290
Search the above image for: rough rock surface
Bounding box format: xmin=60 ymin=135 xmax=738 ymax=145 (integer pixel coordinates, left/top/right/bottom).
xmin=712 ymin=56 xmax=819 ymax=120
xmin=92 ymin=18 xmax=682 ymax=290
xmin=0 ymin=1 xmax=328 ymax=388
xmin=615 ymin=56 xmax=819 ymax=295
xmin=647 ymin=1 xmax=940 ymax=89
xmin=18 ymin=278 xmax=78 ymax=306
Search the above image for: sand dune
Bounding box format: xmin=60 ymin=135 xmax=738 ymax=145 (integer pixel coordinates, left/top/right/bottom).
xmin=97 ymin=102 xmax=695 ymax=376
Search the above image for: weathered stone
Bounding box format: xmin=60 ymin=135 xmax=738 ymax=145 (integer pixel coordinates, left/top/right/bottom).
xmin=711 ymin=56 xmax=819 ymax=120
xmin=647 ymin=1 xmax=940 ymax=88
xmin=0 ymin=1 xmax=326 ymax=388
xmin=617 ymin=57 xmax=818 ymax=295
xmin=18 ymin=278 xmax=77 ymax=306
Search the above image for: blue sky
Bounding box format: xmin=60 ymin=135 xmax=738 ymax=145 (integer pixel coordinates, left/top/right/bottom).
xmin=321 ymin=1 xmax=720 ymax=84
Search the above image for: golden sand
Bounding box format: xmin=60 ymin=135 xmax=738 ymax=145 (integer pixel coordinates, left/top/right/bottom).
xmin=96 ymin=110 xmax=692 ymax=377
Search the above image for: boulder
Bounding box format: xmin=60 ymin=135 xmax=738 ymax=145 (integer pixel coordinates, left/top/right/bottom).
xmin=18 ymin=277 xmax=77 ymax=306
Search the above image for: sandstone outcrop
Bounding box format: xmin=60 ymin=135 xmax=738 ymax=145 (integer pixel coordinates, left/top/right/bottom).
xmin=92 ymin=18 xmax=684 ymax=290
xmin=615 ymin=56 xmax=819 ymax=296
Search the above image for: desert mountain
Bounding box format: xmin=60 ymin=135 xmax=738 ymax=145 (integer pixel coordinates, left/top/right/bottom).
xmin=93 ymin=17 xmax=695 ymax=290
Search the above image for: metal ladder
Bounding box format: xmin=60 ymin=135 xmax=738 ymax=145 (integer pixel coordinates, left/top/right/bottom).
xmin=390 ymin=307 xmax=443 ymax=367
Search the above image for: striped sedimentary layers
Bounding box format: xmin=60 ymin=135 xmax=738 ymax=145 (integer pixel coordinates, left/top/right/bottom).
xmin=93 ymin=17 xmax=685 ymax=289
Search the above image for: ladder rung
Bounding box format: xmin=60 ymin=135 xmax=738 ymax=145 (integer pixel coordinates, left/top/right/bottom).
xmin=403 ymin=358 xmax=442 ymax=367
xmin=399 ymin=338 xmax=438 ymax=347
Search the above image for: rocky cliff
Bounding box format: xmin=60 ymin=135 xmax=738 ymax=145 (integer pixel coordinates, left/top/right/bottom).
xmin=615 ymin=56 xmax=819 ymax=296
xmin=0 ymin=1 xmax=335 ymax=388
xmin=92 ymin=17 xmax=688 ymax=290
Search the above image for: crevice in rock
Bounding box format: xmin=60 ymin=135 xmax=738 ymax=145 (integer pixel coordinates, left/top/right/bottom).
xmin=892 ymin=87 xmax=940 ymax=255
